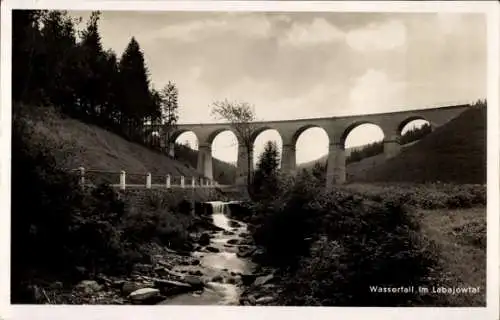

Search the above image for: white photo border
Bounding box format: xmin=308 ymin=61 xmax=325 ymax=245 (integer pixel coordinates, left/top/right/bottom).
xmin=1 ymin=1 xmax=498 ymax=320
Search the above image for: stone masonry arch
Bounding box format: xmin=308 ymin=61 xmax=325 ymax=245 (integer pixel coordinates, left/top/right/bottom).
xmin=160 ymin=104 xmax=470 ymax=189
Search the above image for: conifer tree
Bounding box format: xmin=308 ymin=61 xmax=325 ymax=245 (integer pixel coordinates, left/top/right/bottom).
xmin=252 ymin=141 xmax=281 ymax=201
xmin=38 ymin=11 xmax=80 ymax=111
xmin=118 ymin=37 xmax=153 ymax=141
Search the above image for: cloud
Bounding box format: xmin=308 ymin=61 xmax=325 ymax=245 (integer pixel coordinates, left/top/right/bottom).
xmin=148 ymin=14 xmax=272 ymax=42
xmin=349 ymin=69 xmax=407 ymax=114
xmin=346 ymin=20 xmax=407 ymax=52
xmin=279 ymin=18 xmax=345 ymax=46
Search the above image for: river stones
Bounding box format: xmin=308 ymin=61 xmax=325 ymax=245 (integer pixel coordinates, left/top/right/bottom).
xmin=228 ymin=220 xmax=241 ymax=228
xmin=129 ymin=288 xmax=160 ymax=303
xmin=121 ymin=281 xmax=146 ymax=296
xmin=227 ymin=239 xmax=239 ymax=245
xmin=206 ymin=246 xmax=220 ymax=253
xmin=199 ymin=233 xmax=211 ymax=246
xmin=153 ymin=279 xmax=195 ymax=296
xmin=254 ymin=274 xmax=274 ymax=286
xmin=256 ymin=296 xmax=275 ymax=305
xmin=183 ymin=276 xmax=205 ymax=290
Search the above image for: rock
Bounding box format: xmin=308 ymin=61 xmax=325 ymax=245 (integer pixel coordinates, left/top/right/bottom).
xmin=227 ymin=239 xmax=239 ymax=245
xmin=211 ymin=275 xmax=223 ymax=282
xmin=228 ymin=220 xmax=240 ymax=228
xmin=183 ymin=276 xmax=204 ymax=290
xmin=256 ymin=296 xmax=275 ymax=304
xmin=199 ymin=233 xmax=211 ymax=246
xmin=112 ymin=280 xmax=125 ymax=289
xmin=254 ymin=274 xmax=274 ymax=286
xmin=191 ymin=259 xmax=200 ymax=266
xmin=189 ymin=270 xmax=203 ymax=276
xmin=155 ymin=267 xmax=170 ymax=277
xmin=247 ymin=295 xmax=257 ymax=305
xmin=75 ymin=280 xmax=102 ymax=294
xmin=154 ymin=279 xmax=195 ymax=296
xmin=223 ymin=230 xmax=235 ymax=236
xmin=129 ymin=288 xmax=160 ymax=303
xmin=206 ymin=246 xmax=220 ymax=253
xmin=133 ymin=263 xmax=153 ymax=273
xmin=121 ymin=281 xmax=145 ymax=296
xmin=226 ymin=277 xmax=237 ymax=284
xmin=237 ymin=248 xmax=256 ymax=258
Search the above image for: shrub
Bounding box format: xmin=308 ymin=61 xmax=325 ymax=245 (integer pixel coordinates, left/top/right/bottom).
xmin=250 ymin=178 xmax=441 ymax=306
xmin=11 ymin=108 xmax=132 ymax=302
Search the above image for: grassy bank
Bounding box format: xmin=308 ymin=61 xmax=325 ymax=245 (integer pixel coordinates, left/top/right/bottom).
xmin=10 ymin=105 xmax=222 ymax=304
xmin=239 ymin=175 xmax=486 ymax=307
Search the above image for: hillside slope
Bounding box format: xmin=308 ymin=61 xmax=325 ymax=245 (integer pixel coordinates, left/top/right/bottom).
xmin=356 ymin=106 xmax=486 ymax=184
xmin=24 ymin=107 xmax=235 ymax=184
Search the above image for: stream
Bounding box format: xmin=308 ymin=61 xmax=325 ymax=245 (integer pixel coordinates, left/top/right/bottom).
xmin=159 ymin=201 xmax=256 ymax=305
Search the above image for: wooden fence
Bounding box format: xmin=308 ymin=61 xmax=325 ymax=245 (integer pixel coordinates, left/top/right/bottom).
xmin=71 ymin=167 xmax=231 ymax=190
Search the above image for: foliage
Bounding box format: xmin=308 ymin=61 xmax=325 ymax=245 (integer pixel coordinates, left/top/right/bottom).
xmin=246 ymin=176 xmax=487 ymax=306
xmin=12 ymin=10 xmax=176 ymax=156
xmin=347 ymin=141 xmax=384 ymax=164
xmin=210 ymin=99 xmax=257 ymax=186
xmin=251 ymin=141 xmax=281 ymax=202
xmin=400 ymin=123 xmax=432 ymax=145
xmin=10 ymin=105 xmax=202 ymax=303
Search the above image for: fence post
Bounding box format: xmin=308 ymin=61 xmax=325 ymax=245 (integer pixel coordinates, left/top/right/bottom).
xmin=120 ymin=170 xmax=126 ymax=190
xmin=192 ymin=176 xmax=196 ymax=188
xmin=146 ymin=172 xmax=152 ymax=189
xmin=180 ymin=176 xmax=185 ymax=188
xmin=166 ymin=174 xmax=171 ymax=189
xmin=78 ymin=167 xmax=85 ymax=189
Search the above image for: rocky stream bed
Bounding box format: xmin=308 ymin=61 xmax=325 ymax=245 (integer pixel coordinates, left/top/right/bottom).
xmin=45 ymin=201 xmax=281 ymax=306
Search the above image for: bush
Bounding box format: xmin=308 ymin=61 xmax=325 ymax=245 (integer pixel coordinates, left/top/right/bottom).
xmin=11 ymin=108 xmax=132 ymax=302
xmin=250 ymin=177 xmax=441 ymax=306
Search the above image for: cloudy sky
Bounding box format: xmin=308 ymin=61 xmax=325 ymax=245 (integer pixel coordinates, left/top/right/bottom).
xmin=74 ymin=11 xmax=487 ymax=165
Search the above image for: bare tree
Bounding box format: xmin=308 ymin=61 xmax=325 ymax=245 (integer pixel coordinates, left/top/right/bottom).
xmin=210 ymin=99 xmax=257 ymax=187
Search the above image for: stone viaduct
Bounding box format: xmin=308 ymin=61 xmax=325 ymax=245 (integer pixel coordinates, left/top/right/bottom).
xmin=163 ymin=104 xmax=470 ymax=188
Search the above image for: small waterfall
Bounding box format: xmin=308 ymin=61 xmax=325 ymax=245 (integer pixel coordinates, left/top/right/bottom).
xmin=205 ymin=201 xmax=231 ymax=230
xmin=206 ymin=201 xmax=226 ymax=214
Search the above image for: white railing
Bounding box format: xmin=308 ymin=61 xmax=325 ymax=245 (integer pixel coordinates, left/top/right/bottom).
xmin=71 ymin=167 xmax=231 ymax=190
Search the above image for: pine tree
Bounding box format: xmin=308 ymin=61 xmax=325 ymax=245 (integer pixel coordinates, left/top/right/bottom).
xmin=118 ymin=37 xmax=153 ymax=141
xmin=38 ymin=11 xmax=80 ymax=111
xmin=159 ymin=81 xmax=180 ymax=151
xmin=12 ymin=10 xmax=45 ymax=104
xmin=251 ymin=141 xmax=281 ymax=201
xmin=77 ymin=11 xmax=109 ymax=122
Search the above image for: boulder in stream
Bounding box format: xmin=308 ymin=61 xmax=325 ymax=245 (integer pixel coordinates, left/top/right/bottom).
xmin=206 ymin=246 xmax=220 ymax=253
xmin=199 ymin=233 xmax=211 ymax=246
xmin=129 ymin=288 xmax=161 ymax=304
xmin=154 ymin=279 xmax=196 ymax=296
xmin=254 ymin=274 xmax=274 ymax=286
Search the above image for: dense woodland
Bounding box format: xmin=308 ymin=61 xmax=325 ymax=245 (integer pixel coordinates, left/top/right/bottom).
xmin=13 ymin=10 xmax=177 ymax=150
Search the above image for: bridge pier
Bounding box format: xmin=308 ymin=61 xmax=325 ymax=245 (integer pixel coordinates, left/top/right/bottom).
xmin=197 ymin=144 xmax=213 ymax=180
xmin=236 ymin=144 xmax=252 ymax=186
xmin=383 ymin=133 xmax=401 ymax=159
xmin=281 ymin=144 xmax=296 ymax=174
xmin=168 ymin=142 xmax=175 ymax=158
xmin=326 ymin=142 xmax=346 ymax=189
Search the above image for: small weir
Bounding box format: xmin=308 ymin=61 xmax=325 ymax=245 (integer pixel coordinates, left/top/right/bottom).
xmin=159 ymin=201 xmax=255 ymax=305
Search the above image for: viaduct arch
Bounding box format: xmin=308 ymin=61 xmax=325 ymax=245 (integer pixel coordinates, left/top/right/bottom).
xmin=161 ymin=104 xmax=470 ymax=189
